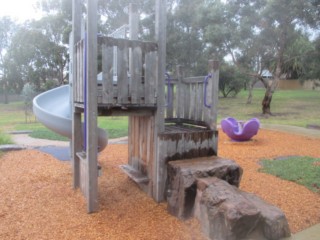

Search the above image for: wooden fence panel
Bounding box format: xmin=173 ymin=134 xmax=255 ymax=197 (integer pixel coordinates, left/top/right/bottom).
xmin=145 ymin=51 xmax=157 ymax=105
xmin=130 ymin=46 xmax=143 ymax=104
xmin=117 ymin=45 xmax=129 ymax=104
xmin=102 ymin=44 xmax=114 ymax=104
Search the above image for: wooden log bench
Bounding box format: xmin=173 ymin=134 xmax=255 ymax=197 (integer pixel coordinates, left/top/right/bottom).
xmin=196 ymin=177 xmax=291 ymax=240
xmin=166 ymin=157 xmax=243 ymax=220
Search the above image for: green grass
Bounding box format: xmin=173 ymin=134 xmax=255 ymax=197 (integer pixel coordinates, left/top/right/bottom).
xmin=0 ymin=101 xmax=128 ymax=142
xmin=98 ymin=116 xmax=128 ymax=138
xmin=0 ymin=131 xmax=13 ymax=145
xmin=260 ymin=156 xmax=320 ymax=193
xmin=218 ymin=89 xmax=320 ymax=127
xmin=29 ymin=130 xmax=69 ymax=141
xmin=0 ymin=88 xmax=319 ymax=142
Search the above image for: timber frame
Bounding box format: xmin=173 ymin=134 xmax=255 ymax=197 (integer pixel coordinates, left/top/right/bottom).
xmin=71 ymin=0 xmax=219 ymax=213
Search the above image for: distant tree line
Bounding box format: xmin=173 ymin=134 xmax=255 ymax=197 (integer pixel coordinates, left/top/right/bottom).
xmin=0 ymin=0 xmax=319 ymax=114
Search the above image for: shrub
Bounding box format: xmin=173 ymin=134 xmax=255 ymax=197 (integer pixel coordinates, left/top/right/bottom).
xmin=219 ymin=64 xmax=247 ymax=97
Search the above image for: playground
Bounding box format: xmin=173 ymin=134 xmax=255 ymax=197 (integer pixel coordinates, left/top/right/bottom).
xmin=0 ymin=0 xmax=319 ymax=239
xmin=0 ymin=128 xmax=319 ymax=239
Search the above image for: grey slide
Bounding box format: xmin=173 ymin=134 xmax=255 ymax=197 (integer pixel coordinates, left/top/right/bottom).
xmin=33 ymin=85 xmax=108 ymax=151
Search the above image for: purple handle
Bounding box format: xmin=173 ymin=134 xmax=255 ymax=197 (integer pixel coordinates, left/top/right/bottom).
xmin=203 ymin=73 xmax=213 ymax=108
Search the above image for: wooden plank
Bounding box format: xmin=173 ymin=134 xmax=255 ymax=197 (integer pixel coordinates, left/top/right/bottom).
xmin=128 ymin=116 xmax=134 ymax=166
xmin=75 ymin=43 xmax=79 ymax=102
xmin=73 ymin=0 xmax=81 ymax=103
xmin=72 ymin=111 xmax=82 ymax=188
xmin=193 ymin=83 xmax=199 ymax=120
xmin=119 ymin=165 xmax=149 ymax=184
xmin=102 ymin=44 xmax=114 ymax=104
xmin=117 ymin=45 xmax=129 ymax=104
xmin=129 ymin=3 xmax=139 ymax=39
xmin=147 ymin=116 xmax=155 ymax=196
xmin=130 ymin=46 xmax=142 ymax=104
xmin=80 ymin=153 xmax=88 ymax=198
xmin=145 ymin=51 xmax=157 ymax=105
xmin=190 ymin=83 xmax=196 ymax=120
xmin=198 ymin=82 xmax=204 ymax=121
xmin=165 ymin=82 xmax=174 ymax=118
xmin=139 ymin=117 xmax=146 ymax=174
xmin=135 ymin=116 xmax=140 ymax=171
xmin=80 ymin=41 xmax=84 ymax=102
xmin=72 ymin=0 xmax=82 ymax=191
xmin=98 ymin=36 xmax=158 ymax=51
xmin=129 ymin=3 xmax=140 ymax=104
xmin=210 ymin=60 xmax=219 ymax=130
xmin=183 ymin=83 xmax=190 ymax=119
xmin=176 ymin=65 xmax=183 ymax=119
xmin=203 ymin=60 xmax=219 ymax=130
xmin=183 ymin=76 xmax=206 ymax=84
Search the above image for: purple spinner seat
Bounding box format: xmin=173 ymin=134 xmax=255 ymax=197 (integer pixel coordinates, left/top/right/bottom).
xmin=221 ymin=117 xmax=260 ymax=141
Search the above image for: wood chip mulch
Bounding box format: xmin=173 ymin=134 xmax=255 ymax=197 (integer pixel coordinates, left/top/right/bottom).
xmin=0 ymin=129 xmax=319 ymax=239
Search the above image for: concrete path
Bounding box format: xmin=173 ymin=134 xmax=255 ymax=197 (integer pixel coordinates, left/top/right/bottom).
xmin=284 ymin=223 xmax=320 ymax=240
xmin=261 ymin=123 xmax=320 ymax=139
xmin=10 ymin=134 xmax=128 ymax=148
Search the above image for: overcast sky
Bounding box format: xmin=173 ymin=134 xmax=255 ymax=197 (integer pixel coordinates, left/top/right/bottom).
xmin=0 ymin=0 xmax=42 ymax=23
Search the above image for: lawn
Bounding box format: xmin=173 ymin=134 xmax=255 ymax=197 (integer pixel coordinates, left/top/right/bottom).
xmin=0 ymin=88 xmax=319 ymax=142
xmin=218 ymin=89 xmax=320 ymax=127
xmin=0 ymin=101 xmax=128 ymax=141
xmin=260 ymin=156 xmax=320 ymax=193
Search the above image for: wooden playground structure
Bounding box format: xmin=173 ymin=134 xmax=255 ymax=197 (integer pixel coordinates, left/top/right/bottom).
xmin=70 ymin=0 xmax=219 ymax=213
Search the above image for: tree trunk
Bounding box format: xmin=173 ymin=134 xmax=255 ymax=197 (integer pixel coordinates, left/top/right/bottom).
xmin=247 ymin=75 xmax=268 ymax=104
xmin=247 ymin=77 xmax=260 ymax=104
xmin=3 ymin=83 xmax=9 ymax=104
xmin=262 ymin=63 xmax=281 ymax=115
xmin=262 ymin=88 xmax=273 ymax=114
xmin=4 ymin=91 xmax=8 ymax=104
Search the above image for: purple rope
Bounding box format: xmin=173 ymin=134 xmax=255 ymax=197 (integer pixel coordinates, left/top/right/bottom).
xmin=203 ymin=73 xmax=213 ymax=108
xmin=83 ymin=34 xmax=87 ymax=151
xmin=165 ymin=72 xmax=172 ymax=107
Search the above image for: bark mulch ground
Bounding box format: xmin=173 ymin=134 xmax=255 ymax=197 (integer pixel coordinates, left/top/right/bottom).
xmin=0 ymin=129 xmax=319 ymax=239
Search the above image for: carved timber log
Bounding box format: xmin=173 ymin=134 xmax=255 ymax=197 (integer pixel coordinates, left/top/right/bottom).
xmin=166 ymin=157 xmax=243 ymax=219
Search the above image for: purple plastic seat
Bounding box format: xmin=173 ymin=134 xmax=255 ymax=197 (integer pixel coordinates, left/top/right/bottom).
xmin=221 ymin=117 xmax=260 ymax=141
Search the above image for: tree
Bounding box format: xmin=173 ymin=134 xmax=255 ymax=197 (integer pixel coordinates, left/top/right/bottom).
xmin=165 ymin=0 xmax=207 ymax=75
xmin=0 ymin=17 xmax=15 ymax=103
xmin=2 ymin=1 xmax=71 ymax=93
xmin=257 ymin=0 xmax=319 ymax=114
xmin=202 ymin=0 xmax=319 ymax=114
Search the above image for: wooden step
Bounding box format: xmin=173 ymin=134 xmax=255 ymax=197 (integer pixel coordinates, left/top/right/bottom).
xmin=119 ymin=165 xmax=149 ymax=184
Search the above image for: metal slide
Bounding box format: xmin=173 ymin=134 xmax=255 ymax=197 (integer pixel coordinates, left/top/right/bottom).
xmin=33 ymin=85 xmax=108 ymax=151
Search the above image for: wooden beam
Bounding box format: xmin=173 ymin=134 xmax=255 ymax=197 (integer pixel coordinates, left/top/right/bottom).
xmin=72 ymin=0 xmax=82 ymax=189
xmin=208 ymin=60 xmax=219 ymax=131
xmin=153 ymin=0 xmax=167 ymax=202
xmin=86 ymin=0 xmax=98 ymax=213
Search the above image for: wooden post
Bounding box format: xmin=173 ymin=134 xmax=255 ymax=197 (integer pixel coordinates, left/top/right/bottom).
xmin=129 ymin=3 xmax=139 ymax=168
xmin=208 ymin=60 xmax=219 ymax=155
xmin=72 ymin=0 xmax=82 ymax=189
xmin=129 ymin=3 xmax=140 ymax=104
xmin=86 ymin=0 xmax=98 ymax=213
xmin=208 ymin=60 xmax=219 ymax=131
xmin=153 ymin=0 xmax=167 ymax=202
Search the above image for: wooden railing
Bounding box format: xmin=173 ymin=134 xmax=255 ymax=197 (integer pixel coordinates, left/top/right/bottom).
xmin=165 ymin=61 xmax=219 ymax=129
xmin=74 ymin=36 xmax=158 ymax=106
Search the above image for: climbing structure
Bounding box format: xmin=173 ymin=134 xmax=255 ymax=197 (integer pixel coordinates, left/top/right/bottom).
xmin=70 ymin=0 xmax=219 ymax=213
